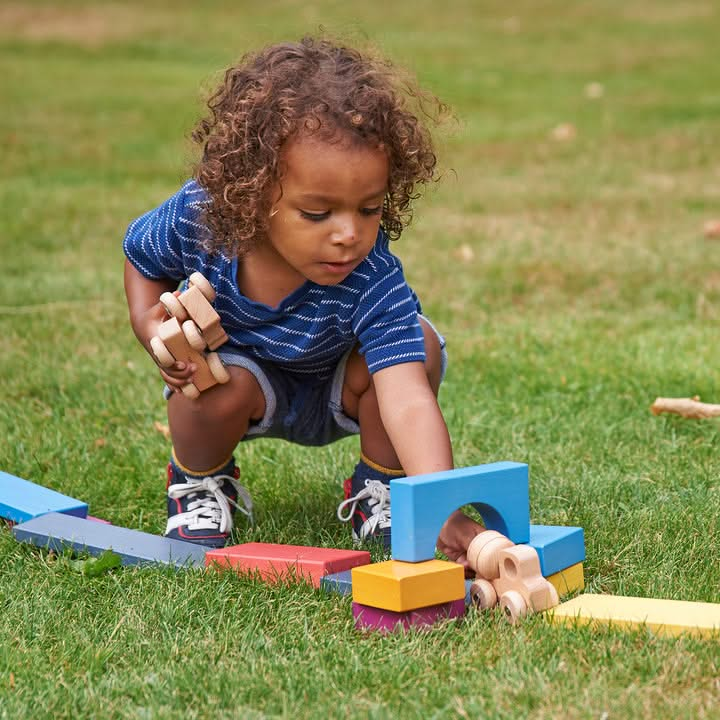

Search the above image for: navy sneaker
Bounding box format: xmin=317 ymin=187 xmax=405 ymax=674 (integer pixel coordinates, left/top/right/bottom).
xmin=337 ymin=458 xmax=402 ymax=548
xmin=165 ymin=457 xmax=253 ymax=548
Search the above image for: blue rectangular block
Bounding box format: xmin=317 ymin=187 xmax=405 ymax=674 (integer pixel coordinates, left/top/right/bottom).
xmin=320 ymin=569 xmax=353 ymax=596
xmin=0 ymin=470 xmax=88 ymax=524
xmin=391 ymin=462 xmax=530 ymax=562
xmin=527 ymin=524 xmax=585 ymax=576
xmin=465 ymin=578 xmax=474 ymax=606
xmin=12 ymin=512 xmax=206 ymax=568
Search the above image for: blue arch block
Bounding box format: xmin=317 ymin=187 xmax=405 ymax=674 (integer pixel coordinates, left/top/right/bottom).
xmin=390 ymin=462 xmax=530 ymax=562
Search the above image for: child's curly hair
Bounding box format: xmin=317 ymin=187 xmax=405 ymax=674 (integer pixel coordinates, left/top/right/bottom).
xmin=192 ymin=36 xmax=446 ymax=257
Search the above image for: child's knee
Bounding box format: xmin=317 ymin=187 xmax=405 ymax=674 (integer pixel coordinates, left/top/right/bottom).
xmin=170 ymin=366 xmax=265 ymax=422
xmin=341 ymin=347 xmax=371 ymax=418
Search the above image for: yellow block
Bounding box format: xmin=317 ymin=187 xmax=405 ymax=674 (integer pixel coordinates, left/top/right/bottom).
xmin=351 ymin=559 xmax=465 ymax=612
xmin=546 ymin=562 xmax=585 ymax=596
xmin=548 ymin=593 xmax=720 ymax=638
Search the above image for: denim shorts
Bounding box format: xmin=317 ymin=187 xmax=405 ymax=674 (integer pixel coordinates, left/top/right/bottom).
xmin=167 ymin=317 xmax=447 ymax=448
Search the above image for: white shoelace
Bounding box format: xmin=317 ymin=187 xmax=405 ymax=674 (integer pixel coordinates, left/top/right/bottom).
xmin=165 ymin=473 xmax=254 ymax=535
xmin=336 ymin=479 xmax=391 ymax=541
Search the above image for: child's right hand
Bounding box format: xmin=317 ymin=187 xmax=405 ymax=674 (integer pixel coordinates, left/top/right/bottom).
xmin=155 ymin=354 xmax=197 ymax=394
xmin=136 ymin=297 xmax=197 ymax=393
xmin=124 ymin=261 xmax=198 ymax=393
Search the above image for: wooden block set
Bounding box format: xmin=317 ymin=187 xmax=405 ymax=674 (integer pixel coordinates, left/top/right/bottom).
xmin=150 ymin=272 xmax=230 ymax=399
xmin=3 ymin=269 xmax=716 ymax=635
xmin=346 ymin=463 xmax=581 ymax=631
xmin=4 ymin=452 xmax=718 ymax=637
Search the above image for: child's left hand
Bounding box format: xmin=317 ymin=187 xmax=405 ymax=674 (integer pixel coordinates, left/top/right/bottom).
xmin=437 ymin=509 xmax=485 ymax=574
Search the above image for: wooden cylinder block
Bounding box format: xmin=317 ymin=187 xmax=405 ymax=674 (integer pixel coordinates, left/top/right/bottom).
xmin=467 ymin=530 xmax=513 ymax=580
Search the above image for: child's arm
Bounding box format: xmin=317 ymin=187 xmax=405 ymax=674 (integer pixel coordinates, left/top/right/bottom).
xmin=372 ymin=361 xmax=484 ymax=564
xmin=123 ymin=259 xmax=196 ymax=391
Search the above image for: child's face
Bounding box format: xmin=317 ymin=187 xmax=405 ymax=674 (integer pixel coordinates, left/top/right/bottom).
xmin=266 ymin=132 xmax=389 ymax=286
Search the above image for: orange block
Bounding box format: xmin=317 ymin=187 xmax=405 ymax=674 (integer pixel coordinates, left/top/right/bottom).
xmin=351 ymin=559 xmax=465 ymax=612
xmin=205 ymin=542 xmax=371 ymax=588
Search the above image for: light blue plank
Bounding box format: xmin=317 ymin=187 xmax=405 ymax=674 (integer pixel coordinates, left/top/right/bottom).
xmin=320 ymin=569 xmax=353 ymax=596
xmin=0 ymin=470 xmax=88 ymax=524
xmin=12 ymin=512 xmax=206 ymax=568
xmin=391 ymin=462 xmax=530 ymax=562
xmin=527 ymin=524 xmax=585 ymax=576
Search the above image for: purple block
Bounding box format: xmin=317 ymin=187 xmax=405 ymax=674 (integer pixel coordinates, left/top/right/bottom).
xmin=353 ymin=598 xmax=465 ymax=632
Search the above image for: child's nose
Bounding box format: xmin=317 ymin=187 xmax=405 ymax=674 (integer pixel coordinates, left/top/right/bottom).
xmin=331 ymin=217 xmax=358 ymax=246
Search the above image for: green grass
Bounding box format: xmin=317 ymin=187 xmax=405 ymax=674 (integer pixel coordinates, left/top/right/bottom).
xmin=2 ymin=0 xmax=720 ymax=717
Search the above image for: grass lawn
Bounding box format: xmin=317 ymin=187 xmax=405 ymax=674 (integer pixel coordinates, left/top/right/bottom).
xmin=2 ymin=1 xmax=720 ymax=717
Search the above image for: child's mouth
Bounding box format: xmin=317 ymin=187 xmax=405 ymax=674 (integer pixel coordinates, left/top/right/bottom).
xmin=321 ymin=260 xmax=356 ymax=274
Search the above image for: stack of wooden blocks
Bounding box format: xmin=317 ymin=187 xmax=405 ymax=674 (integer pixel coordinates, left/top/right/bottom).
xmin=348 ymin=461 xmax=586 ymax=631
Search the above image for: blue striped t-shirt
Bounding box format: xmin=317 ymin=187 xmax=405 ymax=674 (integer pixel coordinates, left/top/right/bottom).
xmin=123 ymin=180 xmax=432 ymax=381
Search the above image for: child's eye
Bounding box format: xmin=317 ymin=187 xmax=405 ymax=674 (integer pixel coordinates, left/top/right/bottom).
xmin=300 ymin=210 xmax=330 ymax=222
xmin=360 ymin=206 xmax=382 ymax=217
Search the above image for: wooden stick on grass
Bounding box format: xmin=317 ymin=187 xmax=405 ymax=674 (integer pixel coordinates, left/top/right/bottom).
xmin=650 ymin=396 xmax=720 ymax=419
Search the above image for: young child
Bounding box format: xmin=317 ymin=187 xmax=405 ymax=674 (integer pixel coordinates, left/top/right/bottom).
xmin=123 ymin=36 xmax=482 ymax=564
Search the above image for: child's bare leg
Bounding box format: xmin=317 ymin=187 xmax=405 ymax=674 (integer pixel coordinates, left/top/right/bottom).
xmin=164 ymin=366 xmax=266 ymax=547
xmin=341 ymin=318 xmax=443 ymax=466
xmin=337 ymin=319 xmax=444 ymax=545
xmin=168 ymin=366 xmax=266 ymax=471
xmin=340 ymin=319 xmax=484 ymax=557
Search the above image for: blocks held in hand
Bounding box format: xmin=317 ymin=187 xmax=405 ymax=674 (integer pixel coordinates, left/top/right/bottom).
xmin=150 ymin=272 xmax=230 ymax=399
xmin=206 ymin=542 xmax=371 ymax=588
xmin=12 ymin=512 xmax=206 ymax=568
xmin=390 ymin=462 xmax=530 ymax=562
xmin=0 ymin=470 xmax=88 ymax=524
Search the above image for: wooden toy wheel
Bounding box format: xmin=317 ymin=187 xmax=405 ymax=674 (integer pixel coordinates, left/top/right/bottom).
xmin=182 ymin=320 xmax=207 ymax=351
xmin=150 ymin=336 xmax=175 ymax=368
xmin=189 ymin=272 xmax=216 ymax=302
xmin=207 ymin=352 xmax=230 ymax=384
xmin=469 ymin=578 xmax=497 ymax=611
xmin=160 ymin=292 xmax=188 ymax=322
xmin=181 ymin=382 xmax=200 ymax=399
xmin=500 ymin=590 xmax=527 ymax=624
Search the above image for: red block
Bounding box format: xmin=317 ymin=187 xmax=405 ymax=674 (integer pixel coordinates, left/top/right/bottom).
xmin=205 ymin=542 xmax=371 ymax=588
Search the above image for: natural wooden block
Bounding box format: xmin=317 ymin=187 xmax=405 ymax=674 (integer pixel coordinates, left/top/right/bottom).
xmin=546 ymin=562 xmax=585 ymax=596
xmin=548 ymin=593 xmax=720 ymax=638
xmin=158 ymin=317 xmax=217 ymax=391
xmin=351 ymin=559 xmax=465 ymax=612
xmin=177 ymin=285 xmax=227 ymax=350
xmin=493 ymin=546 xmax=559 ymax=619
xmin=205 ymin=542 xmax=371 ymax=588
